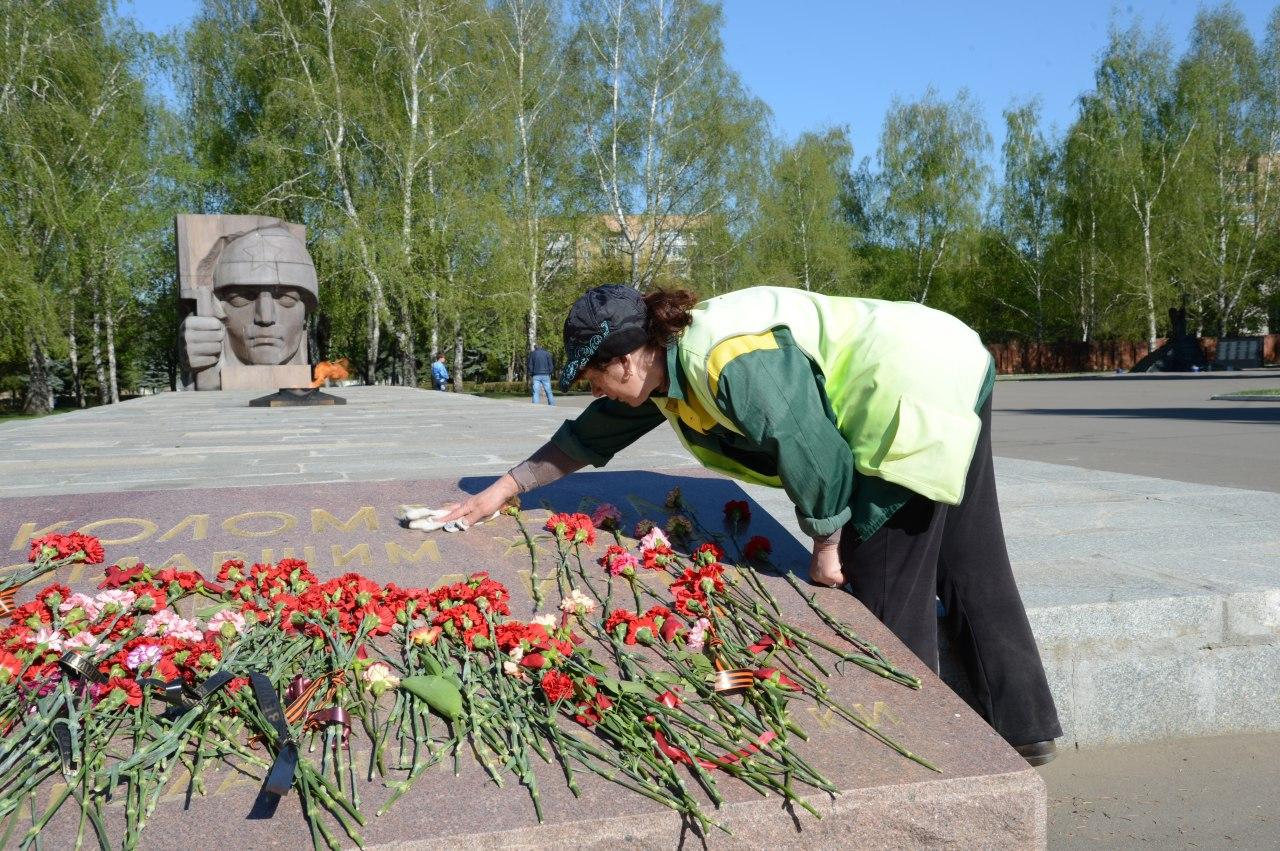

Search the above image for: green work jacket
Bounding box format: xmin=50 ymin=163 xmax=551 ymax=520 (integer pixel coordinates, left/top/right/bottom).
xmin=551 ymin=287 xmax=995 ymax=542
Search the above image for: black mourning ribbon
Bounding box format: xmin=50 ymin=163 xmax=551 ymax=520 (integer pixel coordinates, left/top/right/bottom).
xmin=53 ymin=652 xmax=107 ymax=777
xmin=58 ymin=651 xmax=106 ymax=685
xmin=138 ymin=670 xmax=235 ymax=720
xmin=250 ymin=672 xmax=299 ymax=798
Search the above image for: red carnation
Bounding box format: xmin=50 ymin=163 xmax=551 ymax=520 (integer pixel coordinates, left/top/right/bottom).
xmin=744 ymin=535 xmax=772 ymax=561
xmin=755 ymin=667 xmax=803 ymax=691
xmin=691 ymin=542 xmax=725 ymax=567
xmin=604 ymin=609 xmax=635 ymax=638
xmin=723 ymin=500 xmax=751 ymax=526
xmin=0 ymin=650 xmax=22 ymax=683
xmin=104 ymin=677 xmax=144 ymax=708
xmin=27 ymin=532 xmax=104 ymax=564
xmin=540 ymin=669 xmax=574 ymax=703
xmin=641 ymin=544 xmax=677 ymax=571
xmin=573 ymin=691 xmax=613 ymax=727
xmin=99 ymin=564 xmax=145 ymax=589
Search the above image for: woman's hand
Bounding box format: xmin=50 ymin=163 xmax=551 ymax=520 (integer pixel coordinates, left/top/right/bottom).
xmin=808 ymin=538 xmax=845 ymax=587
xmin=436 ymin=474 xmax=520 ymax=528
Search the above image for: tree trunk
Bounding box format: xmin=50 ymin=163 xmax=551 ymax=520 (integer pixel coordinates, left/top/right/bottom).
xmin=92 ymin=311 xmax=108 ymax=406
xmin=68 ymin=304 xmax=85 ymax=408
xmin=527 ymin=282 xmax=539 ymax=353
xmin=452 ymin=320 xmax=463 ymax=392
xmin=105 ymin=297 xmax=119 ymax=404
xmin=23 ymin=338 xmax=54 ymax=414
xmin=365 ymin=304 xmax=380 ymax=384
xmin=399 ymin=302 xmax=417 ymax=387
xmin=1141 ymin=206 xmax=1157 ymax=351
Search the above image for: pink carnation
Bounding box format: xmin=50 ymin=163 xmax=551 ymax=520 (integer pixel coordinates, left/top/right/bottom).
xmin=59 ymin=593 xmax=101 ymax=620
xmin=686 ymin=618 xmax=710 ymax=653
xmin=125 ymin=643 xmax=163 ymax=671
xmin=599 ymin=545 xmax=641 ymax=577
xmin=144 ymin=609 xmax=203 ymax=642
xmin=30 ymin=627 xmax=64 ymax=652
xmin=207 ymin=609 xmax=246 ymax=637
xmin=638 ymin=527 xmax=670 ymax=551
xmin=63 ymin=631 xmax=101 ymax=652
xmin=93 ymin=589 xmax=137 ymax=613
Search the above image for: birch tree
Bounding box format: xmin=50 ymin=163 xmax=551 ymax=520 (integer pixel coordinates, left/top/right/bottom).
xmin=997 ymin=100 xmax=1060 ymax=341
xmin=749 ymin=127 xmax=858 ymax=292
xmin=492 ymin=0 xmax=578 ymax=351
xmin=878 ymin=87 xmax=989 ymax=304
xmin=0 ymin=0 xmax=157 ymax=411
xmin=1060 ymin=102 xmax=1127 ymax=342
xmin=1171 ymin=6 xmax=1276 ymax=336
xmin=1088 ymin=25 xmax=1195 ymax=348
xmin=573 ymin=0 xmax=767 ymax=289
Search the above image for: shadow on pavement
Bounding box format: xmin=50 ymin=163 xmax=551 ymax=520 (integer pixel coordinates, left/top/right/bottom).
xmin=999 ymin=406 xmax=1280 ymax=423
xmin=456 ymin=469 xmax=811 ymax=577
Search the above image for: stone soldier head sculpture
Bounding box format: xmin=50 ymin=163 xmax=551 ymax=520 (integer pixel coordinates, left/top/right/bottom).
xmin=212 ymin=225 xmax=318 ymax=366
xmin=177 ymin=215 xmax=318 ymax=390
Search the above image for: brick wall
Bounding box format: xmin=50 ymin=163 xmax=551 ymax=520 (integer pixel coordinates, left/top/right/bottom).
xmin=986 ymin=334 xmax=1280 ymax=375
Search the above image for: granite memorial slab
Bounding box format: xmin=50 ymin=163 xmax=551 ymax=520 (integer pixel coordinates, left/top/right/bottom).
xmin=0 ymin=470 xmax=1044 ymax=848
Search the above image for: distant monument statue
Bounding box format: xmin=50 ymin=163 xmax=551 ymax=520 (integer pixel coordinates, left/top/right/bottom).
xmin=1128 ymin=299 xmax=1209 ymax=373
xmin=176 ymin=215 xmax=317 ymax=390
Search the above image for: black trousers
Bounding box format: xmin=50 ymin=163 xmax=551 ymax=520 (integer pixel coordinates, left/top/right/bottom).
xmin=838 ymin=397 xmax=1062 ymax=747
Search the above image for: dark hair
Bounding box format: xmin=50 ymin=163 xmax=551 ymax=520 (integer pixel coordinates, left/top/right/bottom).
xmin=642 ymin=288 xmax=697 ymax=347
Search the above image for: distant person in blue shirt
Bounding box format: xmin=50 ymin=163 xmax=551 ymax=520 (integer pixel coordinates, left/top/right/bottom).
xmin=527 ymin=345 xmax=555 ymax=405
xmin=431 ymin=354 xmax=450 ymax=391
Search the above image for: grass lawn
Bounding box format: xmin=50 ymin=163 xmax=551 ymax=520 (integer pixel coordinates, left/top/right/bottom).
xmin=0 ymin=408 xmax=77 ymax=424
xmin=1217 ymin=388 xmax=1280 ymax=397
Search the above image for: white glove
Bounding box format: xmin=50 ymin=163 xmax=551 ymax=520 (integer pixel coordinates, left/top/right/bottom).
xmin=398 ymin=505 xmax=498 ymax=533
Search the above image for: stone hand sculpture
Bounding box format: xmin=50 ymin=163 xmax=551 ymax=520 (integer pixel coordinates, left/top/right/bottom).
xmin=177 ymin=219 xmax=318 ymax=390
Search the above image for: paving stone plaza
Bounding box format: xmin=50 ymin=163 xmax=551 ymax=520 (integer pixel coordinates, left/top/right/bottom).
xmin=1 ymin=376 xmax=1277 ymax=846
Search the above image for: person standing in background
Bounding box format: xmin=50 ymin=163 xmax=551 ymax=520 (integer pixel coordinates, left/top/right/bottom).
xmin=528 ymin=344 xmax=555 ymax=405
xmin=431 ymin=354 xmax=450 ymax=391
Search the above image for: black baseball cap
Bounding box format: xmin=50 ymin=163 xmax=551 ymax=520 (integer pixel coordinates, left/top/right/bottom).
xmin=559 ymin=284 xmax=650 ymax=390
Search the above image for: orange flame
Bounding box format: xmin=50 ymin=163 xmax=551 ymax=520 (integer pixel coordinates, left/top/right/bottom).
xmin=310 ymin=358 xmax=351 ymax=388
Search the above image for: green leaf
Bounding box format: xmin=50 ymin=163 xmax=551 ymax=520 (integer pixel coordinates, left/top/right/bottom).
xmin=420 ymin=653 xmax=443 ymax=677
xmin=400 ymin=675 xmax=462 ymax=720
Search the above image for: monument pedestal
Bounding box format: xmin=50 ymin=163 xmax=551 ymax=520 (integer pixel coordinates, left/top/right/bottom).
xmin=219 ymin=363 xmax=311 ymax=390
xmin=2 ymin=471 xmax=1045 ymax=848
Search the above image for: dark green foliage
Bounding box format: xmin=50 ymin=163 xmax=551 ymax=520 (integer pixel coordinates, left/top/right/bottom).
xmin=6 ymin=2 xmax=1280 ymax=408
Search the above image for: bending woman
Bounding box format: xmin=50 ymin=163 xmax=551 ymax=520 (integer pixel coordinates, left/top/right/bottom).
xmin=439 ymin=284 xmax=1061 ymax=765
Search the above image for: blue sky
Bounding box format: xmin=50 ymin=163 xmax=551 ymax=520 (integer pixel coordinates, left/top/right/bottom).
xmin=125 ymin=0 xmax=1278 ymax=164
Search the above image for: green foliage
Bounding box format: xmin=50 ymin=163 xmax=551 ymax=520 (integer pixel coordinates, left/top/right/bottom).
xmin=877 ymin=87 xmax=991 ymax=305
xmin=746 ymin=127 xmax=862 ymax=293
xmin=7 ymin=1 xmax=1280 ymax=407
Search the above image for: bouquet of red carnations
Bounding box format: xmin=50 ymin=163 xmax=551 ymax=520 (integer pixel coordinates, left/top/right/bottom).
xmin=0 ymin=499 xmax=932 ymax=849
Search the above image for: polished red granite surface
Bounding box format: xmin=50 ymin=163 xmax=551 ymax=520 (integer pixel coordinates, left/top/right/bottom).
xmin=1 ymin=469 xmax=1040 ymax=847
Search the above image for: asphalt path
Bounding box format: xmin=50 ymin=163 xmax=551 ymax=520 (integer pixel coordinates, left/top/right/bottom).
xmin=991 ymin=370 xmax=1280 ymax=493
xmin=555 ymin=368 xmax=1280 ymax=493
xmin=1044 ymin=733 xmax=1280 ymax=849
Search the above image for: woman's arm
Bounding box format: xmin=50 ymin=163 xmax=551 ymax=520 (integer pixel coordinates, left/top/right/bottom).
xmin=712 ymin=331 xmax=854 ymax=585
xmin=438 ymin=398 xmax=665 ymax=526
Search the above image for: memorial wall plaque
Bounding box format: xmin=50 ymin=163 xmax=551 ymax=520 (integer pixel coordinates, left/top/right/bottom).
xmin=1214 ymin=336 xmax=1264 ymax=370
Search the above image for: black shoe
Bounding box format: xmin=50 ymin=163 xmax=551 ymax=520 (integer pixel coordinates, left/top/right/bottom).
xmin=1014 ymin=740 xmax=1057 ymax=767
